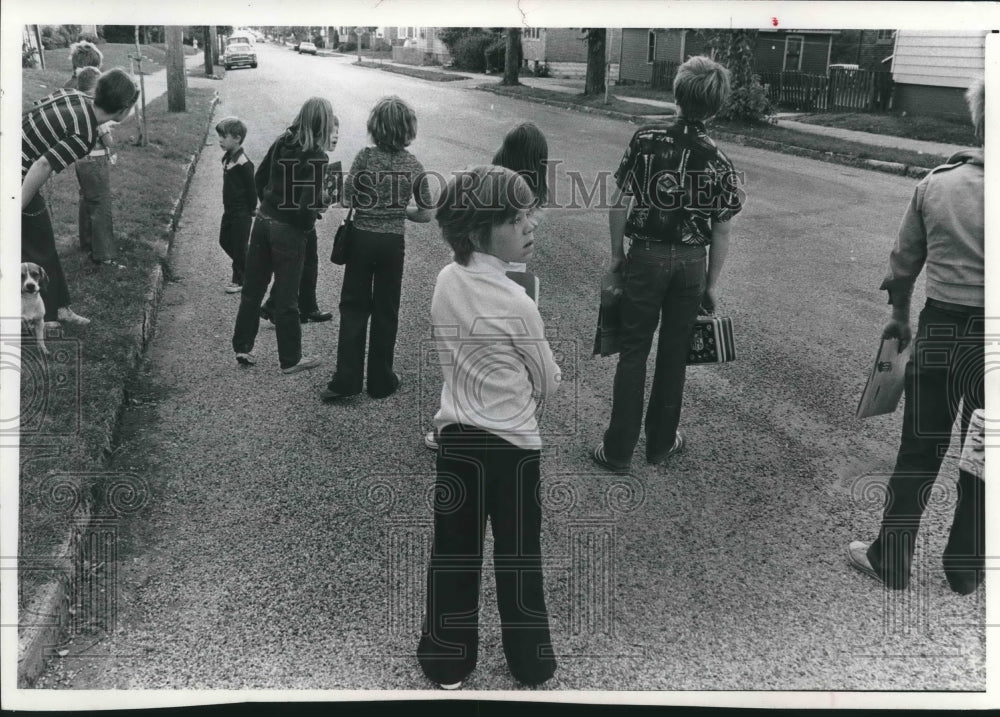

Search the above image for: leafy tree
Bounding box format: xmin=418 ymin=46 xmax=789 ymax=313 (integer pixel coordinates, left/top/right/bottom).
xmin=695 ymin=29 xmax=773 ymax=123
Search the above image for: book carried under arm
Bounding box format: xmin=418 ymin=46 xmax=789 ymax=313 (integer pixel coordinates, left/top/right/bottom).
xmin=856 ymin=337 xmax=911 ymax=419
xmin=506 ymin=270 xmax=539 ymax=305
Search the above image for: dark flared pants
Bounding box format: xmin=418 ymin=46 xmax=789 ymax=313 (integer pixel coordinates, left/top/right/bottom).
xmin=417 ymin=425 xmax=556 ymax=686
xmin=327 ymin=228 xmax=404 ymax=397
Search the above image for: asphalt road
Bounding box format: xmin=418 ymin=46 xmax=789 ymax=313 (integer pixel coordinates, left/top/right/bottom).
xmin=38 ymin=44 xmax=984 ymax=693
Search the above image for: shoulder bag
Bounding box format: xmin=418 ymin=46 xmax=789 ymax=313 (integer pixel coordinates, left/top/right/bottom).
xmin=330 ymin=206 xmax=354 ymax=265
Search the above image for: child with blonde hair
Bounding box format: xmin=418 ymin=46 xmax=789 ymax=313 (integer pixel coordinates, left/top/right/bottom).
xmin=321 ymin=95 xmax=432 ymax=400
xmin=232 ymin=97 xmax=336 ymax=373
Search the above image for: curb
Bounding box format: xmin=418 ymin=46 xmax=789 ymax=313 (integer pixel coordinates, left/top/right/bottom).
xmin=475 ymin=84 xmax=933 ymax=180
xmin=16 ymin=92 xmax=222 ymax=688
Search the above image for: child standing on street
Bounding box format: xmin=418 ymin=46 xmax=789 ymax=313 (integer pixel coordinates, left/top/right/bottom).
xmin=231 ymin=97 xmax=336 ymax=374
xmin=320 ymin=95 xmax=432 ymax=401
xmin=417 ymin=166 xmax=561 ymax=689
xmin=216 ymin=117 xmax=257 ymax=293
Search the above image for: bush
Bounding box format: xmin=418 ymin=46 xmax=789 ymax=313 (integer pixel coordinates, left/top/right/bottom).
xmin=532 ymin=61 xmax=551 ymax=78
xmin=312 ymin=35 xmax=325 ymax=48
xmin=450 ymin=32 xmax=495 ymax=72
xmin=101 ymin=25 xmax=137 ymax=43
xmin=339 ymin=42 xmax=356 ymax=52
xmin=41 ymin=25 xmax=80 ymax=49
xmin=79 ymin=32 xmax=100 ymax=44
xmin=22 ymin=44 xmax=39 ymax=68
xmin=716 ymin=77 xmax=773 ymax=124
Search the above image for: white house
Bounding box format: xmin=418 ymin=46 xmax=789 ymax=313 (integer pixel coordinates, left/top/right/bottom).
xmin=891 ymin=30 xmax=986 ymax=118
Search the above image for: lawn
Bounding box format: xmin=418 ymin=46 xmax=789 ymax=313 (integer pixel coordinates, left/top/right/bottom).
xmin=480 ymin=83 xmax=675 ymax=117
xmin=356 ymin=60 xmax=470 ymax=82
xmin=710 ymin=118 xmax=952 ymax=169
xmin=794 ymin=111 xmax=976 ymax=147
xmin=18 ymin=86 xmax=218 ymax=608
xmin=31 ymin=42 xmax=196 ymax=81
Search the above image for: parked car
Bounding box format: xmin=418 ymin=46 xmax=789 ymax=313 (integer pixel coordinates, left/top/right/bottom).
xmin=224 ymin=43 xmax=257 ymax=70
xmin=298 ymin=41 xmax=317 ymax=55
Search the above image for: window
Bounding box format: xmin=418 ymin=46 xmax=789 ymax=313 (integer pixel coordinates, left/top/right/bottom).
xmin=647 ymin=30 xmax=656 ymax=63
xmin=523 ymin=28 xmax=541 ymax=41
xmin=783 ymin=34 xmax=804 ymax=71
xmin=876 ymin=30 xmax=895 ymax=41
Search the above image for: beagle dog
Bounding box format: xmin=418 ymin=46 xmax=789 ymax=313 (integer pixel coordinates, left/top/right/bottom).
xmin=21 ymin=262 xmax=49 ymax=355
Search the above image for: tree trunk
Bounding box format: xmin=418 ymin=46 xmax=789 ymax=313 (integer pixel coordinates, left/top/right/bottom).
xmin=327 ymin=26 xmax=336 ymax=49
xmin=584 ymin=29 xmax=607 ymax=95
xmin=210 ymin=26 xmax=219 ymax=66
xmin=502 ymin=28 xmax=521 ymax=85
xmin=203 ymin=26 xmax=213 ymax=75
xmin=165 ymin=26 xmax=186 ymax=112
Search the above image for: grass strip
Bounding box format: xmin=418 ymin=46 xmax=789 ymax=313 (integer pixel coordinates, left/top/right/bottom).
xmin=18 ymin=87 xmax=218 ymax=607
xmin=793 ymin=111 xmax=976 ymax=147
xmin=356 ymin=60 xmax=469 ymax=82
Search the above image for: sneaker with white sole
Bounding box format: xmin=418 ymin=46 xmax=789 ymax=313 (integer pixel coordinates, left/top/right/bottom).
xmin=424 ymin=430 xmax=439 ymax=450
xmin=225 ymin=283 xmax=242 ymax=294
xmin=281 ymin=355 xmax=321 ymax=374
xmin=57 ymin=307 xmax=90 ymax=326
xmin=438 ymin=681 xmax=462 ymax=690
xmin=236 ymin=352 xmax=257 ymax=366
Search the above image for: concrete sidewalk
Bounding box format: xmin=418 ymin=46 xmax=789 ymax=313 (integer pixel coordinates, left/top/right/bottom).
xmin=774 ymin=115 xmax=966 ymax=158
xmin=134 ymin=51 xmax=216 ymax=107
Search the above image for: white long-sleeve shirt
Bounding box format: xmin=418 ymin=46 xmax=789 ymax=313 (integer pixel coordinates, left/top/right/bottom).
xmin=431 ymin=252 xmax=562 ymax=450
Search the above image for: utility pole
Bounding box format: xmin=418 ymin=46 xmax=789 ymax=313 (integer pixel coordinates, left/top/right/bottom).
xmin=356 ymin=26 xmax=363 ymax=63
xmin=166 ymin=25 xmax=186 ymax=112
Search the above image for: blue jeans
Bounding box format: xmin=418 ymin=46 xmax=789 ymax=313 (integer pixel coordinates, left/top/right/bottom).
xmin=76 ymin=157 xmax=116 ymax=261
xmin=603 ymin=242 xmax=707 ymax=464
xmin=232 ymin=215 xmax=307 ymax=368
xmin=867 ymin=300 xmax=985 ymax=591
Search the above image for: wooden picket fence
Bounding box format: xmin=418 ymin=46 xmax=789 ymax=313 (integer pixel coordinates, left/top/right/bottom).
xmin=758 ymin=68 xmax=893 ymax=112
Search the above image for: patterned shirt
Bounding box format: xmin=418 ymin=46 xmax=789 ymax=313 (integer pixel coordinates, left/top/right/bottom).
xmin=614 ymin=118 xmax=743 ymax=246
xmin=344 ymin=146 xmax=432 ymax=234
xmin=22 ymin=89 xmax=99 ymax=177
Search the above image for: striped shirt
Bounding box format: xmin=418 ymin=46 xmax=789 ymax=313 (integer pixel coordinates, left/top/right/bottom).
xmin=22 ymin=89 xmax=99 ymax=178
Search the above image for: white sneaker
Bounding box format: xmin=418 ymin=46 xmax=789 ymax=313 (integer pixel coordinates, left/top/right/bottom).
xmin=281 ymin=355 xmax=322 ymax=374
xmin=225 ymin=283 xmax=242 ymax=294
xmin=438 ymin=681 xmax=462 ymax=690
xmin=57 ymin=307 xmax=90 ymax=326
xmin=424 ymin=430 xmax=439 ymax=450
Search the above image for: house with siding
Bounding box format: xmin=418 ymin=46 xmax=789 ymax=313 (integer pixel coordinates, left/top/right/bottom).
xmin=890 ymin=30 xmax=986 ymax=118
xmin=521 ymin=28 xmax=622 ymax=78
xmin=619 ymin=29 xmax=836 ymax=85
xmin=390 ymin=26 xmax=452 ymax=65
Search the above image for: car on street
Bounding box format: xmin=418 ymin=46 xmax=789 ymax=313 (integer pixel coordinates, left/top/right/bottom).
xmin=298 ymin=41 xmax=317 ymax=55
xmin=224 ymin=42 xmax=257 ymax=70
